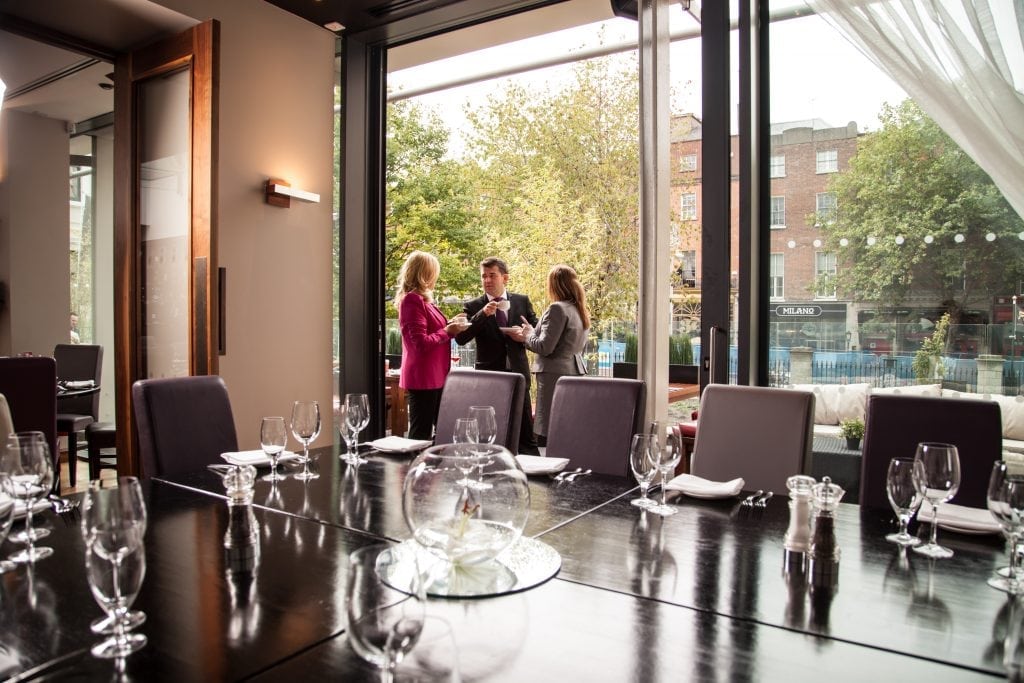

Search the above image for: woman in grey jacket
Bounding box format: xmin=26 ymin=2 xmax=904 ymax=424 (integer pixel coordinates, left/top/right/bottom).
xmin=504 ymin=265 xmax=590 ymax=444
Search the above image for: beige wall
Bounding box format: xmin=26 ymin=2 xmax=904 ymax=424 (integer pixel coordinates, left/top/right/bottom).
xmin=94 ymin=133 xmax=115 ymax=422
xmin=0 ymin=110 xmax=71 ymax=357
xmin=154 ymin=0 xmax=336 ymax=449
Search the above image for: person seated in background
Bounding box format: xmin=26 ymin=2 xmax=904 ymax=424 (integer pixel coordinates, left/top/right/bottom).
xmin=70 ymin=312 xmax=81 ymax=344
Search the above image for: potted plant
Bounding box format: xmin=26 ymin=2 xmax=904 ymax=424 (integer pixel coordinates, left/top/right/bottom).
xmin=839 ymin=418 xmax=865 ymax=451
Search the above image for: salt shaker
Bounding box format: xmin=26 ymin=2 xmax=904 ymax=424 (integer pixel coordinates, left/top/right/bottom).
xmin=783 ymin=475 xmax=817 ymax=557
xmin=808 ymin=476 xmax=845 ymax=587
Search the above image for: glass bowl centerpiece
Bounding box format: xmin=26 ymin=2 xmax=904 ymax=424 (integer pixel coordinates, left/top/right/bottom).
xmin=403 ymin=443 xmax=530 ymax=570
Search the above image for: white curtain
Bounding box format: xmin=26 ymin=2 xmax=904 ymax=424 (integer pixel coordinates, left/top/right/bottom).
xmin=806 ymin=0 xmax=1024 ymax=219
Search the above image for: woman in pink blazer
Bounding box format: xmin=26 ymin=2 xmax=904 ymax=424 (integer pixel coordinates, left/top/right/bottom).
xmin=397 ymin=251 xmax=466 ymax=440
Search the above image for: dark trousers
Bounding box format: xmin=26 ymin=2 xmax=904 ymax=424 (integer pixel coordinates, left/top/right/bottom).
xmin=406 ymin=388 xmax=442 ymax=441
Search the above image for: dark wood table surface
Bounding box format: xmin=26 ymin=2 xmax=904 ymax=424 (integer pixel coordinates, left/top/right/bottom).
xmin=0 ymin=444 xmax=1010 ymax=681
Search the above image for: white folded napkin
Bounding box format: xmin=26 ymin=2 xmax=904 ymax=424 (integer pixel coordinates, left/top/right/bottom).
xmin=935 ymin=503 xmax=1001 ymax=534
xmin=664 ymin=473 xmax=745 ymax=499
xmin=369 ymin=436 xmax=432 ymax=453
xmin=515 ymin=454 xmax=569 ymax=475
xmin=221 ymin=450 xmax=299 ymax=467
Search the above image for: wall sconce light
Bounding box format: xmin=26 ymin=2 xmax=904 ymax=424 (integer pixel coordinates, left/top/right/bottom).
xmin=265 ymin=179 xmax=320 ymax=208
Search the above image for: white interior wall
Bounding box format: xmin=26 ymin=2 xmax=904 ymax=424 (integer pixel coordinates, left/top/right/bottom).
xmin=0 ymin=110 xmax=71 ymax=357
xmin=152 ymin=0 xmax=336 ymax=449
xmin=94 ymin=133 xmax=115 ymax=422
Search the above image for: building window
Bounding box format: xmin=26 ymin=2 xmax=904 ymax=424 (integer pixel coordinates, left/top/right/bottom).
xmin=815 ymin=192 xmax=837 ymax=224
xmin=677 ymin=250 xmax=697 ymax=288
xmin=770 ymin=155 xmax=785 ymax=178
xmin=816 ymin=149 xmax=838 ymax=173
xmin=680 ymin=154 xmax=697 ymax=172
xmin=680 ymin=192 xmax=697 ymax=220
xmin=815 ymin=251 xmax=838 ymax=300
xmin=770 ymin=253 xmax=784 ymax=300
xmin=770 ymin=196 xmax=786 ymax=228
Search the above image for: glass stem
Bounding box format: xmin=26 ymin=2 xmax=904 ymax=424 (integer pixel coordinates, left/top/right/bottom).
xmin=112 ymin=556 xmax=126 ymax=646
xmin=23 ymin=499 xmax=35 ymax=549
xmin=898 ymin=514 xmax=909 ymax=538
xmin=1010 ymin=533 xmax=1021 ymax=588
xmin=661 ymin=468 xmax=670 ymax=506
xmin=929 ymin=502 xmax=940 ymax=546
xmin=302 ymin=442 xmax=310 ymax=475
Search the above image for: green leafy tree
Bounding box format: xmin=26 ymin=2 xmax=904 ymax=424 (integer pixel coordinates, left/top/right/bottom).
xmin=821 ymin=100 xmax=1024 ymax=323
xmin=385 ymin=100 xmax=486 ymax=317
xmin=462 ymin=55 xmax=644 ymax=327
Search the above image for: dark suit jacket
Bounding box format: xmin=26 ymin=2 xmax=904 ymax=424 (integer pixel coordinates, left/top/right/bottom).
xmin=455 ymin=293 xmax=538 ymax=378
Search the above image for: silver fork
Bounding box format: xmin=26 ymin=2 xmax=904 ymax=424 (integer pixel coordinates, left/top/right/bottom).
xmin=565 ymin=468 xmax=592 ymax=482
xmin=49 ymin=494 xmax=80 ymax=524
xmin=740 ymin=489 xmax=764 ymax=508
xmin=756 ymin=491 xmax=774 ymax=508
xmin=554 ymin=467 xmax=582 ymax=482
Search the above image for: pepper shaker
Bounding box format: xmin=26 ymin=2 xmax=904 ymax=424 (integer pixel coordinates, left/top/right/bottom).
xmin=808 ymin=476 xmax=845 ymax=588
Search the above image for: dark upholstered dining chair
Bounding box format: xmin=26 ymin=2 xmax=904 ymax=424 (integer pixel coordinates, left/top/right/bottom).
xmin=544 ymin=376 xmax=645 ymax=477
xmin=860 ymin=394 xmax=1002 ymax=510
xmin=0 ymin=356 xmax=59 ymax=488
xmin=132 ymin=375 xmax=239 ymax=478
xmin=54 ymin=343 xmax=103 ymax=486
xmin=434 ymin=369 xmax=525 ymax=453
xmin=690 ymin=384 xmax=815 ymax=494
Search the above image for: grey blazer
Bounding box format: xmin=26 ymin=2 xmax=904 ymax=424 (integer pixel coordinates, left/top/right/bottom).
xmin=524 ymin=301 xmax=588 ymax=375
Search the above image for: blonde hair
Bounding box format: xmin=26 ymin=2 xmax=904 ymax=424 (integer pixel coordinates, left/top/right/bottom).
xmin=396 ymin=250 xmax=440 ymax=303
xmin=547 ymin=265 xmax=590 ymax=329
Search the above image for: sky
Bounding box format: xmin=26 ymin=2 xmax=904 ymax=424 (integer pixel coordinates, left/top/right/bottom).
xmin=387 ymin=6 xmax=909 ymax=158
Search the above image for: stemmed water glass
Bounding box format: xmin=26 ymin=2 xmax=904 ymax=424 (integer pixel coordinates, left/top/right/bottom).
xmin=291 ymin=401 xmax=322 ymax=481
xmin=0 ymin=473 xmax=18 ymax=573
xmin=2 ymin=431 xmax=55 ymax=562
xmin=82 ymin=477 xmax=148 ymax=658
xmin=647 ymin=422 xmax=682 ymax=517
xmin=468 ymin=406 xmax=496 ymax=489
xmin=987 ymin=461 xmax=1024 ymax=594
xmin=346 ymin=543 xmax=425 ymax=682
xmin=629 ymin=433 xmax=658 ymax=509
xmin=885 ymin=457 xmax=923 ymax=546
xmin=912 ymin=442 xmax=961 ymax=559
xmin=83 ymin=477 xmax=148 ymax=636
xmin=260 ymin=417 xmax=288 ymax=482
xmin=344 ymin=394 xmax=371 ymax=466
xmin=452 ymin=418 xmax=479 ymax=488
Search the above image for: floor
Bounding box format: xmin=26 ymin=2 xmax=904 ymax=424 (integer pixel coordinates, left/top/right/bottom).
xmin=58 ymin=451 xmax=117 ymax=495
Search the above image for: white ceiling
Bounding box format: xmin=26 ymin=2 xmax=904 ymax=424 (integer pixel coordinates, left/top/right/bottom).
xmin=0 ymin=0 xmax=196 ymax=126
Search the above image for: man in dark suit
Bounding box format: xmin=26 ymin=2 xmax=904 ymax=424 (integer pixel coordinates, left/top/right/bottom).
xmin=455 ymin=257 xmax=540 ymax=454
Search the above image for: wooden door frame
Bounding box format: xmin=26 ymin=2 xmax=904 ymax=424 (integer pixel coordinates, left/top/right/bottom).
xmin=114 ymin=20 xmax=219 ymax=477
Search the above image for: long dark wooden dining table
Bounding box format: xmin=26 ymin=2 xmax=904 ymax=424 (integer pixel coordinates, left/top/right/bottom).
xmin=0 ymin=443 xmax=1011 ymax=681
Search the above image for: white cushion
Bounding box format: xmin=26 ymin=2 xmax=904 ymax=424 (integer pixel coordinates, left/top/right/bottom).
xmin=870 ymin=383 xmax=942 ymax=397
xmin=1004 ymin=439 xmax=1024 ymax=455
xmin=990 ymin=395 xmax=1024 ymax=441
xmin=942 ymin=390 xmax=987 ymax=400
xmin=787 ymin=383 xmax=869 ymax=425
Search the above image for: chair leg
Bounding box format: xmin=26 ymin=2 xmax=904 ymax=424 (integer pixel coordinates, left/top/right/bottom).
xmin=67 ymin=432 xmax=77 ymax=487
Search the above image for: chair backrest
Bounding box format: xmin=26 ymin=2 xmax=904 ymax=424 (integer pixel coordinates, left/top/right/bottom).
xmin=545 ymin=376 xmax=645 ymax=477
xmin=54 ymin=343 xmax=103 ymax=419
xmin=54 ymin=344 xmax=103 ymax=419
xmin=691 ymin=384 xmax=814 ymax=493
xmin=0 ymin=357 xmax=59 ymax=473
xmin=860 ymin=394 xmax=1002 ymax=510
xmin=434 ymin=369 xmax=525 ymax=453
xmin=132 ymin=375 xmax=239 ymax=478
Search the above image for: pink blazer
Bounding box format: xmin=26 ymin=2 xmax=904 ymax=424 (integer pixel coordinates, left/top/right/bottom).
xmin=399 ymin=292 xmax=452 ymax=390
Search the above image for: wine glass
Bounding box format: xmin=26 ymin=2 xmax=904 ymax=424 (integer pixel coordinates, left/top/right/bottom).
xmin=912 ymin=442 xmax=961 ymax=559
xmin=346 ymin=543 xmax=425 ymax=681
xmin=885 ymin=458 xmax=923 ymax=546
xmin=987 ymin=461 xmax=1024 ymax=594
xmin=647 ymin=422 xmax=682 ymax=517
xmin=83 ymin=477 xmax=148 ymax=636
xmin=629 ymin=434 xmax=658 ymax=509
xmin=345 ymin=394 xmax=371 ymax=466
xmin=468 ymin=406 xmax=497 ymax=489
xmin=82 ymin=478 xmax=148 ymax=658
xmin=291 ymin=401 xmax=322 ymax=481
xmin=0 ymin=473 xmax=18 ymax=573
xmin=2 ymin=431 xmax=55 ymax=562
xmin=260 ymin=417 xmax=288 ymax=482
xmin=452 ymin=418 xmax=479 ymax=487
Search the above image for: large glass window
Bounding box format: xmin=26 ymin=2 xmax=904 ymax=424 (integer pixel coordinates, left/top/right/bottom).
xmin=680 ymin=153 xmax=697 ymax=172
xmin=815 ymin=251 xmax=837 ymax=300
xmin=679 ymin=191 xmax=697 ymax=221
xmin=815 ymin=192 xmax=837 ymax=224
xmin=770 ymin=154 xmax=786 ymax=178
xmin=816 ymin=149 xmax=838 ymax=173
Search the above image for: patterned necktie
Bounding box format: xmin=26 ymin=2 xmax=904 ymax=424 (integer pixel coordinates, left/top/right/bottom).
xmin=495 ymin=297 xmax=508 ymax=326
